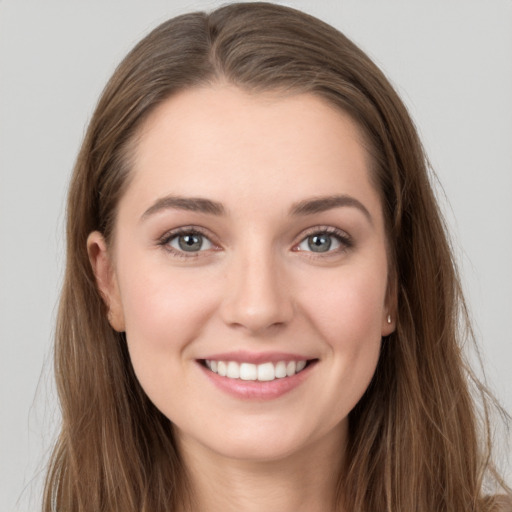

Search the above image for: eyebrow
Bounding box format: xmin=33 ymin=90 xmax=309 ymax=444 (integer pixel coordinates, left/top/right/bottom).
xmin=290 ymin=194 xmax=372 ymax=223
xmin=141 ymin=195 xmax=226 ymax=220
xmin=140 ymin=193 xmax=372 ymax=223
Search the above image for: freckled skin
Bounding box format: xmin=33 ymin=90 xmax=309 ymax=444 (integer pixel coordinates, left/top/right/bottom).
xmin=89 ymin=85 xmax=395 ymax=469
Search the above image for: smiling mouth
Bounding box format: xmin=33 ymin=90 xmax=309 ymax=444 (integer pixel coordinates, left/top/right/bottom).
xmin=201 ymin=359 xmax=315 ymax=382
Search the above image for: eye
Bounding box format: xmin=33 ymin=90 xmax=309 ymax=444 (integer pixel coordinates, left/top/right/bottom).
xmin=295 ymin=228 xmax=351 ymax=254
xmin=298 ymin=233 xmax=339 ymax=253
xmin=164 ymin=230 xmax=214 ymax=253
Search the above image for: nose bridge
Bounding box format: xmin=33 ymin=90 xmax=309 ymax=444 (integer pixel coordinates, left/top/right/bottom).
xmin=221 ymin=235 xmax=293 ymax=333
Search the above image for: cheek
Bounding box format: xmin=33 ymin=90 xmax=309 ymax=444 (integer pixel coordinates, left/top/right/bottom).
xmin=117 ymin=263 xmax=225 ymax=421
xmin=116 ymin=257 xmax=220 ymax=382
xmin=119 ymin=260 xmax=215 ymax=338
xmin=305 ymin=266 xmax=388 ymax=343
xmin=300 ymin=265 xmax=386 ymax=403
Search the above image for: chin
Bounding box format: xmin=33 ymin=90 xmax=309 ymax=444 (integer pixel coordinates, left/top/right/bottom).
xmin=174 ymin=413 xmax=347 ymax=465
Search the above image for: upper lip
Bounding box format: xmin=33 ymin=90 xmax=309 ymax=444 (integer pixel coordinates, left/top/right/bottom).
xmin=198 ymin=351 xmax=314 ymax=364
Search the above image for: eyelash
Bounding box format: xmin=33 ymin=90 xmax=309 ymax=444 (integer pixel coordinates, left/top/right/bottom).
xmin=158 ymin=226 xmax=218 ymax=259
xmin=157 ymin=225 xmax=353 ymax=259
xmin=293 ymin=226 xmax=353 ymax=257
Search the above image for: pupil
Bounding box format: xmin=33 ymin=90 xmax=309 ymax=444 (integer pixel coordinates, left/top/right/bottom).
xmin=179 ymin=234 xmax=202 ymax=251
xmin=308 ymin=234 xmax=331 ymax=252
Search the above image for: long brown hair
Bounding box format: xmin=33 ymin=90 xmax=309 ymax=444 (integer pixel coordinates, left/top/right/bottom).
xmin=44 ymin=3 xmax=511 ymax=511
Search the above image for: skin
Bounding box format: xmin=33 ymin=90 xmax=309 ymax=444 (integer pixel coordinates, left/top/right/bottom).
xmin=88 ymin=85 xmax=395 ymax=512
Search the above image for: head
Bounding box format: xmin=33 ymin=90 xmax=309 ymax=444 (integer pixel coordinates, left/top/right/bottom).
xmin=47 ymin=3 xmax=489 ymax=511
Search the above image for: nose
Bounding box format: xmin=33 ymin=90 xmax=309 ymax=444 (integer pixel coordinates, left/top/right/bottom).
xmin=219 ymin=246 xmax=294 ymax=334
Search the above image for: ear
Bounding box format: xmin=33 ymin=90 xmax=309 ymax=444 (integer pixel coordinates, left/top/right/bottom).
xmin=381 ymin=271 xmax=397 ymax=337
xmin=87 ymin=231 xmax=125 ymax=332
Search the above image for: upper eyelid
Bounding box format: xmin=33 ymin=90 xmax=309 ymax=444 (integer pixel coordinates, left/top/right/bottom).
xmin=159 ymin=226 xmax=215 ymax=244
xmin=296 ymin=225 xmax=351 ymax=242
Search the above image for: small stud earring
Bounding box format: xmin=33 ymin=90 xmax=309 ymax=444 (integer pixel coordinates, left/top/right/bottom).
xmin=387 ymin=314 xmax=392 ymax=324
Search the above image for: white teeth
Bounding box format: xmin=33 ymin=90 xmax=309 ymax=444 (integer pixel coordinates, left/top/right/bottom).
xmin=227 ymin=361 xmax=240 ymax=379
xmin=217 ymin=361 xmax=227 ymax=377
xmin=257 ymin=362 xmax=275 ymax=381
xmin=204 ymin=359 xmax=309 ymax=381
xmin=240 ymin=363 xmax=257 ymax=381
xmin=275 ymin=361 xmax=287 ymax=378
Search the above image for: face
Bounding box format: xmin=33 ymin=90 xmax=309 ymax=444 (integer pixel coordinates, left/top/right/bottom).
xmin=88 ymin=85 xmax=395 ymax=464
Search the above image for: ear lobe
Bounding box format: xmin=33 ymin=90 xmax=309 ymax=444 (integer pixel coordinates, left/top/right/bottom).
xmin=381 ymin=311 xmax=396 ymax=337
xmin=382 ymin=271 xmax=398 ymax=336
xmin=87 ymin=231 xmax=125 ymax=332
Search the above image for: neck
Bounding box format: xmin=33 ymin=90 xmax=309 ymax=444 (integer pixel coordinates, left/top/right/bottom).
xmin=177 ymin=424 xmax=347 ymax=512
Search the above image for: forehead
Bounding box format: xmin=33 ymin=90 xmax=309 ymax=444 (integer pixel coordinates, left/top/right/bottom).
xmin=124 ymin=85 xmax=381 ymax=219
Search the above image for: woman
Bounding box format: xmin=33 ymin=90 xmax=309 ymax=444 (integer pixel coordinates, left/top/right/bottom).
xmin=44 ymin=2 xmax=511 ymax=511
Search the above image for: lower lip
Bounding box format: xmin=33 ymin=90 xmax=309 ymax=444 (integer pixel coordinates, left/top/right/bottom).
xmin=198 ymin=361 xmax=316 ymax=400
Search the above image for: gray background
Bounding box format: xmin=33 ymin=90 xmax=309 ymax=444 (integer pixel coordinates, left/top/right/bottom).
xmin=1 ymin=1 xmax=511 ymax=510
